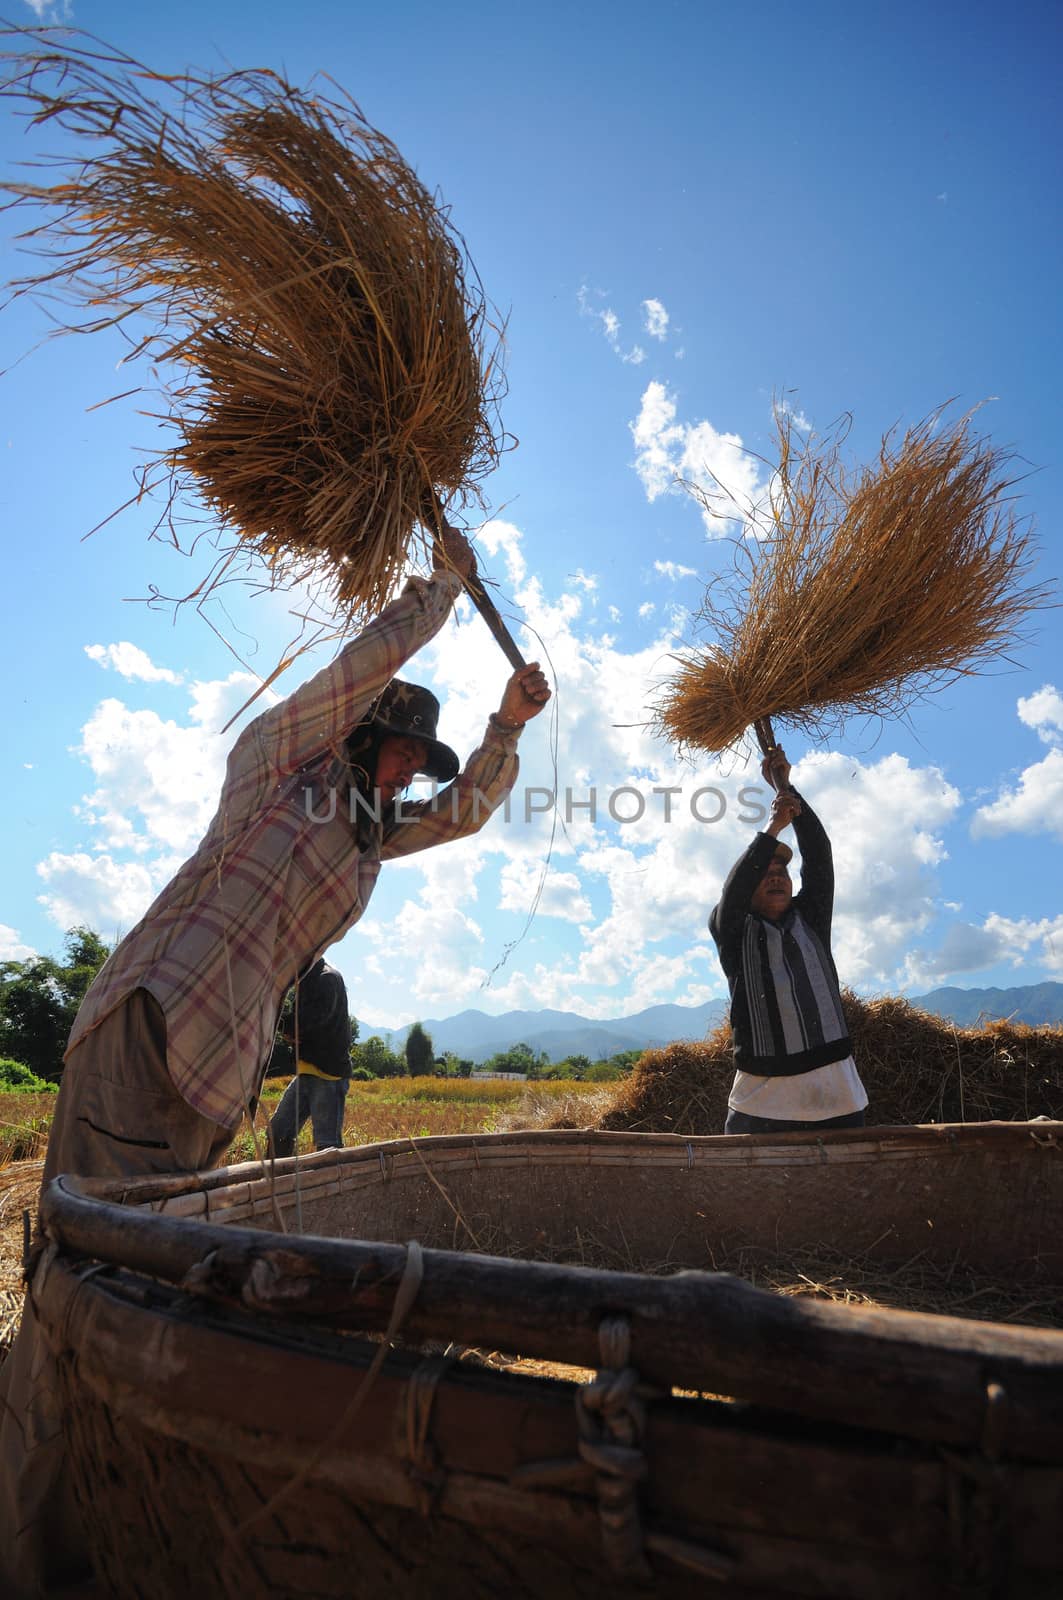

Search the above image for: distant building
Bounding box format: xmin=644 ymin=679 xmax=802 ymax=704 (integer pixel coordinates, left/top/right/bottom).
xmin=471 ymin=1070 xmax=528 ymax=1082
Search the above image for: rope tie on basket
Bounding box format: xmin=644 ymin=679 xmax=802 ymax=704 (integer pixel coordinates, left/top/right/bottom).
xmin=514 ymin=1314 xmax=736 ymax=1583
xmin=404 ymin=1352 xmax=453 ymax=1516
xmin=576 ymin=1315 xmax=654 ymax=1582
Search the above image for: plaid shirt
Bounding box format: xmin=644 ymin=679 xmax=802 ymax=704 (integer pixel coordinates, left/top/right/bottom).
xmin=66 ymin=573 xmax=521 ymax=1129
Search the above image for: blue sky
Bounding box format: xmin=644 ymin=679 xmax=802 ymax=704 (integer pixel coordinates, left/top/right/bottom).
xmin=2 ymin=0 xmax=1061 ymax=1029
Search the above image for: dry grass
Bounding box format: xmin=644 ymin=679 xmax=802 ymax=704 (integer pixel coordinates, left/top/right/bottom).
xmin=493 ymin=1084 xmax=619 ymax=1132
xmin=563 ymin=990 xmax=1063 ymax=1136
xmin=0 ymin=1093 xmax=54 ymax=1166
xmin=0 ymin=1159 xmax=42 ymax=1360
xmin=2 ymin=28 xmax=504 ymax=619
xmin=225 ymin=1075 xmax=566 ymax=1163
xmin=654 ymin=407 xmax=1052 ymax=755
xmin=0 ymin=1077 xmax=599 ymax=1168
xmin=721 ymin=1241 xmax=1062 ymax=1328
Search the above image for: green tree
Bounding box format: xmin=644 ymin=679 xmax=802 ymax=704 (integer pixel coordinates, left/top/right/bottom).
xmin=438 ymin=1053 xmax=475 ymax=1078
xmin=0 ymin=926 xmax=111 ymax=1083
xmin=350 ymin=1035 xmax=404 ymax=1077
xmin=585 ymin=1060 xmax=625 ymax=1082
xmin=608 ymin=1049 xmax=644 ymax=1073
xmin=0 ymin=1057 xmax=57 ymax=1093
xmin=405 ymin=1021 xmax=434 ymax=1077
xmin=481 ymin=1041 xmax=550 ymax=1079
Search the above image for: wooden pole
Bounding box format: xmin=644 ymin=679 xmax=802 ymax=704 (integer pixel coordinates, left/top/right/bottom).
xmin=421 ymin=496 xmax=527 ymax=671
xmin=752 ymin=713 xmax=797 ymax=797
xmin=460 ymin=568 xmax=528 ymax=671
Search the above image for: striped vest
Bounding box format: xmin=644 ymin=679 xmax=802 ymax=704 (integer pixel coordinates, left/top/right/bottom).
xmin=735 ymin=908 xmax=851 ymax=1077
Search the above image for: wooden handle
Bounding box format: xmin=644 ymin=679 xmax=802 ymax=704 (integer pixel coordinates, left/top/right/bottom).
xmin=752 ymin=715 xmax=796 ymax=797
xmin=420 ymin=495 xmax=528 ymax=672
xmin=462 ymin=570 xmax=528 ymax=672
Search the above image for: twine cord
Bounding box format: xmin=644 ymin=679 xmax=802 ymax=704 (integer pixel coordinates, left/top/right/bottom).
xmin=571 ymin=1315 xmax=735 ymax=1583
xmin=576 ymin=1315 xmax=655 ymax=1581
xmin=404 ymin=1351 xmax=453 ymax=1515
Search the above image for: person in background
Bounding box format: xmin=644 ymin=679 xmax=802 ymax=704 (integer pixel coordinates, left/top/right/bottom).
xmin=268 ymin=957 xmax=352 ymax=1156
xmin=709 ymin=746 xmax=868 ymax=1135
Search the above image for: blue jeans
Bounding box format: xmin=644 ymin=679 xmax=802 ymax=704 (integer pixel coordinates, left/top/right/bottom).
xmin=724 ymin=1107 xmax=867 ymax=1135
xmin=268 ymin=1073 xmax=348 ymax=1156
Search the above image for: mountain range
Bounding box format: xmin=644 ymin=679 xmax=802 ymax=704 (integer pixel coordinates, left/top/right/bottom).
xmin=906 ymin=982 xmax=1063 ymax=1030
xmin=379 ymin=982 xmax=1063 ymax=1065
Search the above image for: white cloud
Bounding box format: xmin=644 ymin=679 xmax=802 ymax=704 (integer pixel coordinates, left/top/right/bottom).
xmin=905 ymin=912 xmax=1063 ymax=988
xmin=637 ymin=601 xmax=656 ymax=619
xmin=476 ymin=517 xmax=528 ymax=587
xmin=577 ymin=287 xmax=649 ymax=366
xmin=22 ymin=1 xmax=72 ymax=19
xmin=607 ymin=605 xmax=621 ymax=622
xmin=85 ymin=642 xmax=184 ymax=685
xmin=653 ymin=559 xmax=696 ymax=581
xmin=784 ymin=751 xmax=963 ymax=989
xmin=972 ymin=747 xmax=1063 ymax=843
xmin=0 ymin=923 xmax=35 ymax=960
xmin=630 ymin=381 xmax=769 ymax=534
xmin=34 ymin=665 xmax=277 ymax=935
xmin=499 ymin=862 xmax=592 ymax=924
xmin=73 ymin=673 xmax=265 ymax=857
xmin=1017 ymin=683 xmax=1063 ymax=745
xmin=569 ymin=569 xmax=598 ymax=592
xmin=37 ymin=850 xmax=170 ymax=936
xmin=969 ymin=687 xmax=1063 ymax=844
xmin=642 ymin=298 xmax=669 ymax=340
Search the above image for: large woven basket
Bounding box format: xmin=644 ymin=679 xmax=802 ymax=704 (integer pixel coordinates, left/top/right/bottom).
xmin=32 ymin=1123 xmax=1063 ymax=1598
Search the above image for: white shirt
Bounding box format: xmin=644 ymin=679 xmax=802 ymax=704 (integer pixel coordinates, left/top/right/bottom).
xmin=728 ymin=1054 xmax=868 ymax=1120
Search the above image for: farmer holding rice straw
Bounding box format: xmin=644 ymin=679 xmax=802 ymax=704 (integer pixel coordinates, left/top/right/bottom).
xmin=710 ymin=747 xmax=868 ymax=1135
xmin=0 ymin=523 xmax=550 ymax=1594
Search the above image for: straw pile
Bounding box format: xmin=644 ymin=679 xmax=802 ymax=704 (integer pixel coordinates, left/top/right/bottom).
xmin=518 ymin=991 xmax=1063 ymax=1136
xmin=655 ymin=408 xmax=1051 ymax=754
xmin=1 ymin=30 xmax=504 ymax=616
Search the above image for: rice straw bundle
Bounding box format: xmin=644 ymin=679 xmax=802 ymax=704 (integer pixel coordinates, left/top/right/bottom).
xmin=654 ymin=407 xmax=1051 ymax=754
xmin=1 ymin=29 xmax=505 ymax=617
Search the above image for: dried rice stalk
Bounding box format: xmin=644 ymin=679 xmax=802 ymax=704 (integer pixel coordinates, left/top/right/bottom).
xmin=576 ymin=993 xmax=1063 ymax=1136
xmin=1 ymin=28 xmax=505 ymax=617
xmin=654 ymin=407 xmax=1052 ymax=753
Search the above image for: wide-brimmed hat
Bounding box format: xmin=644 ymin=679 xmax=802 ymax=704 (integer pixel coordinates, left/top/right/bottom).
xmin=368 ymin=678 xmax=459 ymax=783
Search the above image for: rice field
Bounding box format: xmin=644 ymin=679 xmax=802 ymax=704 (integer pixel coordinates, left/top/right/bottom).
xmin=0 ymin=1077 xmax=601 ymax=1168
